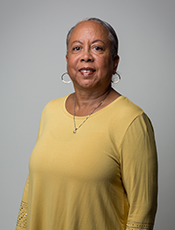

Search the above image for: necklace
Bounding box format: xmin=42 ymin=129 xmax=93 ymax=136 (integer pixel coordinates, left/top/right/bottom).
xmin=73 ymin=88 xmax=111 ymax=133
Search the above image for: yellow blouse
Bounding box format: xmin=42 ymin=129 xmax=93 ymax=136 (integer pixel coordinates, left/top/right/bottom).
xmin=16 ymin=95 xmax=158 ymax=230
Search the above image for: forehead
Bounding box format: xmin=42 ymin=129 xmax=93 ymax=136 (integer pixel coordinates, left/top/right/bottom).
xmin=69 ymin=20 xmax=110 ymax=42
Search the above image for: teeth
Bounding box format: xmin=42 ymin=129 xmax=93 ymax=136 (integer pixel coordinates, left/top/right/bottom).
xmin=80 ymin=70 xmax=93 ymax=73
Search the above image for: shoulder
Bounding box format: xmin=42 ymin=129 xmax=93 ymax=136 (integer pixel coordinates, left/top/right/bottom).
xmin=116 ymin=96 xmax=143 ymax=117
xmin=41 ymin=95 xmax=69 ymax=117
xmin=117 ymin=97 xmax=155 ymax=143
xmin=117 ymin=97 xmax=154 ymax=132
xmin=110 ymin=96 xmax=144 ymax=126
xmin=110 ymin=97 xmax=156 ymax=153
xmin=108 ymin=96 xmax=151 ymax=145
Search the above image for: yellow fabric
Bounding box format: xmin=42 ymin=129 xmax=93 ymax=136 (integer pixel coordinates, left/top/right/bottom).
xmin=16 ymin=95 xmax=158 ymax=230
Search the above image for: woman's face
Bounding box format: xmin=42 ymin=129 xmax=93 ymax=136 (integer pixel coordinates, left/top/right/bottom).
xmin=66 ymin=20 xmax=119 ymax=91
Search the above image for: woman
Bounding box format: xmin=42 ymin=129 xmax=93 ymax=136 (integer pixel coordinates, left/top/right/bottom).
xmin=16 ymin=18 xmax=158 ymax=230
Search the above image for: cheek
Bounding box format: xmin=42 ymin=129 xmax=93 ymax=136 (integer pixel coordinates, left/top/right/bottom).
xmin=97 ymin=57 xmax=113 ymax=73
xmin=67 ymin=56 xmax=79 ymax=70
xmin=66 ymin=61 xmax=74 ymax=74
xmin=66 ymin=59 xmax=79 ymax=79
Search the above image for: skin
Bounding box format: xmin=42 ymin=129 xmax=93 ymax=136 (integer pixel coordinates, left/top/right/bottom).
xmin=66 ymin=20 xmax=121 ymax=116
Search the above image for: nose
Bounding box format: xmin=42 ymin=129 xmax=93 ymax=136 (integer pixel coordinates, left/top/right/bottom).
xmin=81 ymin=49 xmax=94 ymax=62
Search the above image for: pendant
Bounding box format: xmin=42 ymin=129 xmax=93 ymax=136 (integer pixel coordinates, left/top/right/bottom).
xmin=73 ymin=129 xmax=76 ymax=134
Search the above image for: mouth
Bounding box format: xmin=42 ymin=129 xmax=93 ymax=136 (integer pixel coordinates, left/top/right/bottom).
xmin=80 ymin=70 xmax=93 ymax=73
xmin=79 ymin=68 xmax=95 ymax=75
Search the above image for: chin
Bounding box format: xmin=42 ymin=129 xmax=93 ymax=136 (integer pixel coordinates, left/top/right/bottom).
xmin=75 ymin=80 xmax=97 ymax=89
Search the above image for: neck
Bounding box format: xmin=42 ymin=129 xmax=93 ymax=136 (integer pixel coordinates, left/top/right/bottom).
xmin=74 ymin=85 xmax=112 ymax=109
xmin=74 ymin=86 xmax=112 ymax=117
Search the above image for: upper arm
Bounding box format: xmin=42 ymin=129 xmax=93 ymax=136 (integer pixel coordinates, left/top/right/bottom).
xmin=120 ymin=113 xmax=158 ymax=229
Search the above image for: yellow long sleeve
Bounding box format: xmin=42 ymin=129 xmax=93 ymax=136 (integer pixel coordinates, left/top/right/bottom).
xmin=16 ymin=175 xmax=29 ymax=229
xmin=120 ymin=114 xmax=158 ymax=230
xmin=16 ymin=95 xmax=158 ymax=230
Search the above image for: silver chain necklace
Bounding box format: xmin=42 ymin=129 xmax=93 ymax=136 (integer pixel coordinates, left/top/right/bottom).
xmin=73 ymin=88 xmax=111 ymax=133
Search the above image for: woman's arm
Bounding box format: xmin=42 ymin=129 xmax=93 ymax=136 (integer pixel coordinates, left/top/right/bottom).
xmin=16 ymin=175 xmax=29 ymax=230
xmin=120 ymin=113 xmax=158 ymax=230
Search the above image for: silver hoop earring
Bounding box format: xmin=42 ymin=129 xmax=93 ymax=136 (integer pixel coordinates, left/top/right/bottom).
xmin=61 ymin=72 xmax=71 ymax=84
xmin=111 ymin=72 xmax=121 ymax=84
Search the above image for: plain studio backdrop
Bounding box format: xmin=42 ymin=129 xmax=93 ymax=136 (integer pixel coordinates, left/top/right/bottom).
xmin=0 ymin=0 xmax=175 ymax=229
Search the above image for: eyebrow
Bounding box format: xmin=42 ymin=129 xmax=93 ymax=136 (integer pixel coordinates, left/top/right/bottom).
xmin=92 ymin=39 xmax=105 ymax=45
xmin=71 ymin=39 xmax=105 ymax=46
xmin=71 ymin=40 xmax=83 ymax=45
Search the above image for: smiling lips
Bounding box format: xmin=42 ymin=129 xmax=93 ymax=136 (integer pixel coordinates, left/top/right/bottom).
xmin=79 ymin=68 xmax=95 ymax=76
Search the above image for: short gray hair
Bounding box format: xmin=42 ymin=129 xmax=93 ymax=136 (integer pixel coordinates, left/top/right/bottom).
xmin=66 ymin=17 xmax=119 ymax=57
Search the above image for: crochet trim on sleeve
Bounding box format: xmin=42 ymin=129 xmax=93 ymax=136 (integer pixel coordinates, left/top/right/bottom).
xmin=126 ymin=220 xmax=154 ymax=230
xmin=16 ymin=201 xmax=28 ymax=228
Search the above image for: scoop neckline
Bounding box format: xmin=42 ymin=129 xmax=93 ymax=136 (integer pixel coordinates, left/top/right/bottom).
xmin=62 ymin=94 xmax=125 ymax=119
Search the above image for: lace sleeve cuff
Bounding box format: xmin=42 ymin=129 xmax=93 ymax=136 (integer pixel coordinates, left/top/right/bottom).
xmin=126 ymin=221 xmax=154 ymax=230
xmin=16 ymin=201 xmax=28 ymax=228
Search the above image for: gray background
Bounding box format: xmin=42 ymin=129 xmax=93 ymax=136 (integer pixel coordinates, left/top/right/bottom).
xmin=0 ymin=0 xmax=175 ymax=229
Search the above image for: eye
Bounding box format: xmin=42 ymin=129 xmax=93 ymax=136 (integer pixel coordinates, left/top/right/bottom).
xmin=73 ymin=46 xmax=81 ymax=51
xmin=93 ymin=46 xmax=103 ymax=51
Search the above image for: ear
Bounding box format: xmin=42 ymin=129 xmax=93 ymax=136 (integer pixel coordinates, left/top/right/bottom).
xmin=112 ymin=55 xmax=120 ymax=74
xmin=66 ymin=54 xmax=68 ymax=62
